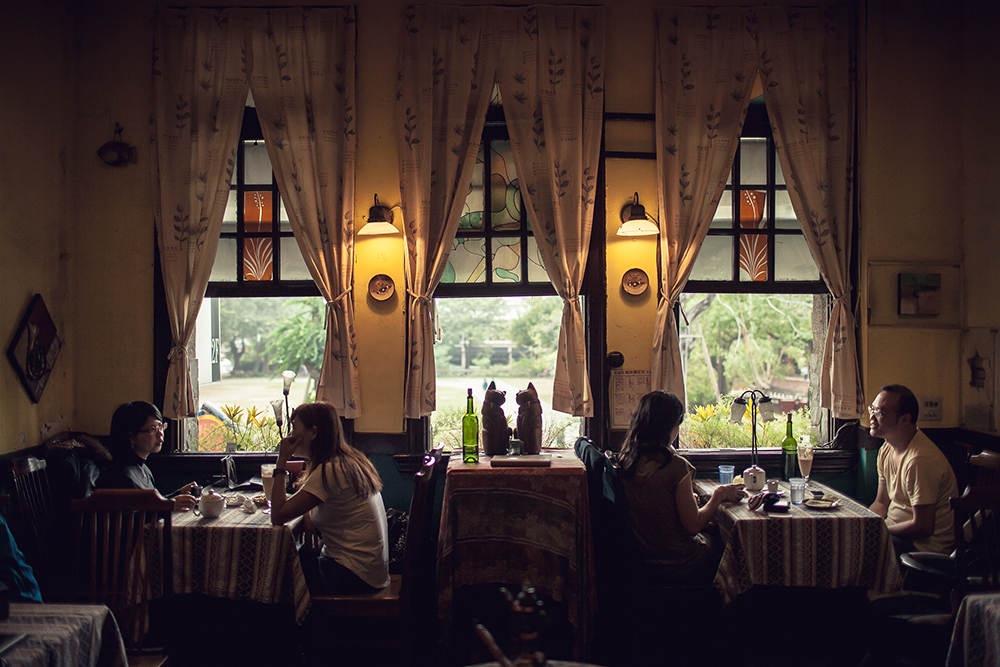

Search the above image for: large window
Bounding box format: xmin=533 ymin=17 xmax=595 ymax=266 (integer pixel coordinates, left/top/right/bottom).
xmin=679 ymin=101 xmax=830 ymax=448
xmin=179 ymin=103 xmax=323 ymax=452
xmin=431 ymin=91 xmax=583 ymax=447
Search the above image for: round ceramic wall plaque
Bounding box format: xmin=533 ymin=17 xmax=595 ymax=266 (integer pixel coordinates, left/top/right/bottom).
xmin=622 ymin=268 xmax=649 ymax=295
xmin=368 ymin=274 xmax=395 ymax=301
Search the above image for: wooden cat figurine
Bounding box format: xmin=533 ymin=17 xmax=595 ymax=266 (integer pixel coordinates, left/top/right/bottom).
xmin=516 ymin=382 xmax=543 ymax=455
xmin=481 ymin=381 xmax=509 ymax=456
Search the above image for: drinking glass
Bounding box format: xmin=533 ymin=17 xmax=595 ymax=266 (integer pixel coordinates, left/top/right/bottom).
xmin=797 ymin=440 xmax=814 ymax=488
xmin=261 ymin=464 xmax=276 ymax=514
xmin=719 ymin=465 xmax=735 ymax=485
xmin=789 ymin=477 xmax=806 ymax=505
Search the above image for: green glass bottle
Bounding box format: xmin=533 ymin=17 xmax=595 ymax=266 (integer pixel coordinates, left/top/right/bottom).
xmin=462 ymin=388 xmax=479 ymax=463
xmin=782 ymin=412 xmax=798 ymax=480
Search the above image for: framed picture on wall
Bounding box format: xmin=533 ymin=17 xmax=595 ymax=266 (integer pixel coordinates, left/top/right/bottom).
xmin=898 ymin=272 xmax=942 ymax=316
xmin=6 ymin=294 xmax=61 ymax=403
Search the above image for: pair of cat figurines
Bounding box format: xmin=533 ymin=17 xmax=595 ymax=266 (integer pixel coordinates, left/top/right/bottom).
xmin=481 ymin=381 xmax=542 ymax=456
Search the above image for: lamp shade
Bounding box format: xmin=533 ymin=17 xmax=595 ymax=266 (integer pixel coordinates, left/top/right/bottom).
xmin=618 ymin=192 xmax=659 ymax=236
xmin=358 ymin=195 xmax=399 ymax=235
xmin=729 ymin=399 xmax=747 ymax=424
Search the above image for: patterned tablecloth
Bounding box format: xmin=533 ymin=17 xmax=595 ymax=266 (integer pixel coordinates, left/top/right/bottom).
xmin=438 ymin=452 xmax=595 ymax=658
xmin=170 ymin=498 xmax=311 ymax=624
xmin=0 ymin=603 xmax=127 ymax=667
xmin=694 ymin=479 xmax=903 ymax=604
xmin=947 ymin=592 xmax=1000 ymax=667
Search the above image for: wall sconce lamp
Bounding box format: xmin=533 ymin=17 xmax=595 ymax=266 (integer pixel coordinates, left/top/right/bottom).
xmin=357 ymin=195 xmax=399 ymax=236
xmin=96 ymin=123 xmax=137 ymax=167
xmin=617 ymin=192 xmax=659 ymax=237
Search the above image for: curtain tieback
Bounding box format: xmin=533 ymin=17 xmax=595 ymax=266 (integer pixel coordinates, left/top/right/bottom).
xmin=407 ymin=291 xmax=431 ymax=320
xmin=167 ymin=345 xmax=188 ymax=362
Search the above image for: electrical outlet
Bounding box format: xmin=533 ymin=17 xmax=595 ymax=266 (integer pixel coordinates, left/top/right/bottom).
xmin=922 ymin=396 xmax=943 ymax=421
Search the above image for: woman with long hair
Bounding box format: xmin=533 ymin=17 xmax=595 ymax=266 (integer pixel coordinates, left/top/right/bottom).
xmin=270 ymin=402 xmax=390 ymax=594
xmin=619 ymin=391 xmax=744 ymax=585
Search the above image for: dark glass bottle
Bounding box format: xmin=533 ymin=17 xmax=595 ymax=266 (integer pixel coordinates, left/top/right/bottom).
xmin=782 ymin=413 xmax=798 ymax=480
xmin=462 ymin=388 xmax=479 ymax=463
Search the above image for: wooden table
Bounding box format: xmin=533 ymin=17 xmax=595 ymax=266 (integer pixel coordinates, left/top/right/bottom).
xmin=693 ymin=478 xmax=903 ymax=603
xmin=169 ymin=494 xmax=311 ymax=623
xmin=437 ymin=451 xmax=595 ymax=659
xmin=947 ymin=592 xmax=1000 ymax=667
xmin=0 ymin=603 xmax=127 ymax=667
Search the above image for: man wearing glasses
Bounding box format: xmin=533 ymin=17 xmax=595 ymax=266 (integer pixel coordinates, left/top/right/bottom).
xmin=868 ymin=384 xmax=957 ymax=556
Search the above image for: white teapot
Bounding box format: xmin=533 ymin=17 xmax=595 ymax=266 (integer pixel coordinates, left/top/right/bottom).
xmin=198 ymin=490 xmax=225 ymax=518
xmin=742 ymin=465 xmax=767 ymax=493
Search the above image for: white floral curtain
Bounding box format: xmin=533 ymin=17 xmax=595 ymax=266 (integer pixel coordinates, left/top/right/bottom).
xmin=152 ymin=9 xmax=249 ymax=418
xmin=651 ymin=8 xmax=757 ymax=406
xmin=396 ymin=6 xmax=497 ymax=418
xmin=496 ymin=6 xmax=605 ymax=418
xmin=755 ymin=6 xmax=861 ymax=419
xmin=248 ymin=8 xmax=360 ymax=417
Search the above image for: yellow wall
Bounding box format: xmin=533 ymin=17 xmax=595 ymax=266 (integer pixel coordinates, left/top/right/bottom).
xmin=2 ymin=0 xmax=998 ymax=452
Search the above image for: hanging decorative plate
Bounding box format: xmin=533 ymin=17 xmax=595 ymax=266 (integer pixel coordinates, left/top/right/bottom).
xmin=368 ymin=274 xmax=395 ymax=301
xmin=622 ymin=268 xmax=649 ymax=295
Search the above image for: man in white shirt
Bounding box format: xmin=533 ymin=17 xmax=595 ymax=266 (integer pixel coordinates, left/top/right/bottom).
xmin=868 ymin=384 xmax=958 ymax=556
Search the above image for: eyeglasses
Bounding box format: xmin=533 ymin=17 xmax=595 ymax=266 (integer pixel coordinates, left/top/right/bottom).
xmin=139 ymin=423 xmax=167 ymax=435
xmin=868 ymin=406 xmax=891 ymax=420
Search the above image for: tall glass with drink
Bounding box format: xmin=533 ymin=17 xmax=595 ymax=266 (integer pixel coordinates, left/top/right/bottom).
xmin=797 ymin=436 xmax=814 ymax=487
xmin=261 ymin=463 xmax=276 ymax=514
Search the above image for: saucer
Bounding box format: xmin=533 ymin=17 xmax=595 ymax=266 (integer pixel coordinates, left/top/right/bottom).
xmin=803 ymin=498 xmax=840 ymax=510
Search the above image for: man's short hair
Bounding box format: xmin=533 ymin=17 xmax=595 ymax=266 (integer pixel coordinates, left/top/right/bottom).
xmin=881 ymin=384 xmax=919 ymax=423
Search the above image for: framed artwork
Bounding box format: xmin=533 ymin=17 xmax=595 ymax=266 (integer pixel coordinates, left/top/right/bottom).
xmin=6 ymin=294 xmax=61 ymax=403
xmin=898 ymin=272 xmax=942 ymax=316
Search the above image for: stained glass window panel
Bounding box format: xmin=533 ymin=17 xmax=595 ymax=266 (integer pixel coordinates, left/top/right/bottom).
xmin=461 ymin=145 xmax=485 ymax=231
xmin=490 ymin=140 xmax=520 ymax=231
xmin=243 ymin=238 xmax=273 ymax=281
xmin=712 ymin=195 xmax=733 ymax=229
xmin=222 ymin=190 xmax=238 ymax=233
xmin=244 ymin=191 xmax=273 ymax=232
xmin=443 ymin=238 xmax=487 ymax=284
xmin=527 ymin=237 xmax=547 ymax=282
xmin=490 ymin=238 xmax=521 ymax=283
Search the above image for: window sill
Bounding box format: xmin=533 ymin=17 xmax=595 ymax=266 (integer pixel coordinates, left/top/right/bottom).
xmin=678 ymin=447 xmax=859 ymax=479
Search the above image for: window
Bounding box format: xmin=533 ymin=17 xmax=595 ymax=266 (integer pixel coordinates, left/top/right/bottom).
xmin=431 ymin=89 xmax=583 ymax=447
xmin=177 ymin=103 xmax=323 ymax=452
xmin=679 ymin=100 xmax=830 ymax=449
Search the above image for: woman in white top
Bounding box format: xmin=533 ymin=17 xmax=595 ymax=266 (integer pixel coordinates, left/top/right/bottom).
xmin=270 ymin=402 xmax=390 ymax=593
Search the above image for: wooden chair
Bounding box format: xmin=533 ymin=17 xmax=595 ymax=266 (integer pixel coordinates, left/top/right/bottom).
xmin=950 ymin=485 xmax=1000 ymax=599
xmin=969 ymin=448 xmax=1000 ymax=488
xmin=69 ymin=489 xmax=174 ymax=665
xmin=305 ymin=446 xmax=443 ymax=667
xmin=9 ymin=457 xmax=60 ymax=598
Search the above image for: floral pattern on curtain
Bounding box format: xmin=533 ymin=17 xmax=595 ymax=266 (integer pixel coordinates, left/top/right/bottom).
xmin=248 ymin=8 xmax=360 ymax=417
xmin=755 ymin=7 xmax=861 ymax=419
xmin=152 ymin=9 xmax=249 ymax=418
xmin=396 ymin=6 xmax=498 ymax=418
xmin=496 ymin=6 xmax=605 ymax=417
xmin=651 ymin=8 xmax=757 ymax=407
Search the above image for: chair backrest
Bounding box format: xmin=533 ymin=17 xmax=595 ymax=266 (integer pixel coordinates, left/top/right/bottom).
xmin=9 ymin=457 xmax=58 ymax=595
xmin=69 ymin=489 xmax=174 ymax=649
xmin=399 ymin=446 xmax=442 ymax=638
xmin=969 ymin=449 xmax=1000 ymax=489
xmin=950 ymin=486 xmax=1000 ymax=600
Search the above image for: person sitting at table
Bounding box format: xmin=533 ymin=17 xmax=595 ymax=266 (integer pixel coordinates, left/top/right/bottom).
xmin=97 ymin=401 xmax=197 ymax=512
xmin=269 ymin=401 xmax=390 ymax=594
xmin=868 ymin=384 xmax=958 ymax=556
xmin=619 ymin=390 xmax=745 ymax=586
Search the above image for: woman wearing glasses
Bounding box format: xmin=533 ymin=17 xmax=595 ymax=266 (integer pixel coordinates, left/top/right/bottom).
xmin=98 ymin=401 xmax=198 ymax=512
